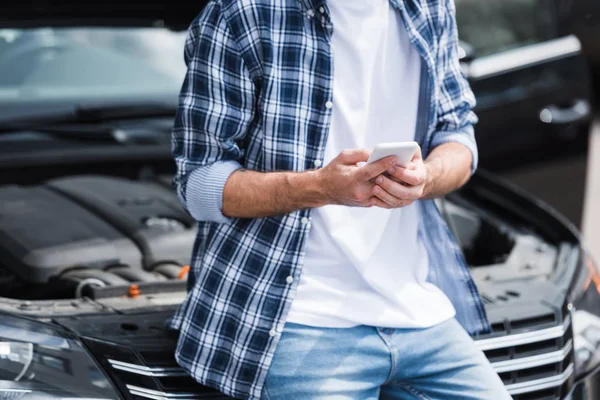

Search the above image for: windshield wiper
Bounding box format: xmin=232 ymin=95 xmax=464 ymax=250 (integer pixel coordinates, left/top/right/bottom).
xmin=74 ymin=102 xmax=177 ymax=122
xmin=0 ymin=101 xmax=178 ymax=142
xmin=0 ymin=101 xmax=177 ymax=127
xmin=0 ymin=123 xmax=138 ymax=143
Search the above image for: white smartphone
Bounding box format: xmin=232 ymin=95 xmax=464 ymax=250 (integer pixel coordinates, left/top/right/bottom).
xmin=366 ymin=141 xmax=419 ymax=167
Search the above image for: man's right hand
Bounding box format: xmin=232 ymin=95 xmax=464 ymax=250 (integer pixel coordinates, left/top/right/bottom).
xmin=317 ymin=149 xmax=398 ymax=207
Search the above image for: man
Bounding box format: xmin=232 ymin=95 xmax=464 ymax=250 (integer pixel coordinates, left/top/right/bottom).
xmin=169 ymin=0 xmax=512 ymax=399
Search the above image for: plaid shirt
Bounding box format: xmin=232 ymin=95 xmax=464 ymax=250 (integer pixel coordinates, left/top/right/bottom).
xmin=169 ymin=0 xmax=490 ymax=399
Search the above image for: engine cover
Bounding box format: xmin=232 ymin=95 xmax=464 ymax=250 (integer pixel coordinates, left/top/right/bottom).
xmin=0 ymin=176 xmax=197 ymax=283
xmin=47 ymin=176 xmax=197 ymax=269
xmin=0 ymin=185 xmax=141 ymax=283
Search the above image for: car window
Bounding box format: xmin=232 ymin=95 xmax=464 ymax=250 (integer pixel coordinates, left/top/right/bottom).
xmin=455 ymin=0 xmax=558 ymax=58
xmin=0 ymin=28 xmax=187 ymax=105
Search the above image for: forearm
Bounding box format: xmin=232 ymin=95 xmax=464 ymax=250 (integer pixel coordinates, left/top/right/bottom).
xmin=422 ymin=142 xmax=473 ymax=199
xmin=222 ymin=169 xmax=328 ymax=218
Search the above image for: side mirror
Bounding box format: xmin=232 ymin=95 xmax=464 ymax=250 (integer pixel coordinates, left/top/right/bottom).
xmin=458 ymin=40 xmax=475 ymax=63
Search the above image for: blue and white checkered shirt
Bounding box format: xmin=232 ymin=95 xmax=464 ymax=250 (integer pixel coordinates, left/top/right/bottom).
xmin=169 ymin=0 xmax=490 ymax=398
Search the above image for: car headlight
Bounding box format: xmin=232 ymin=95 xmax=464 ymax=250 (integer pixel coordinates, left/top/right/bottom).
xmin=0 ymin=312 xmax=119 ymax=399
xmin=569 ymin=253 xmax=600 ymax=378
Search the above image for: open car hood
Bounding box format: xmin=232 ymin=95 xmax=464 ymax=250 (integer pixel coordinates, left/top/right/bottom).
xmin=2 ymin=1 xmax=208 ymax=30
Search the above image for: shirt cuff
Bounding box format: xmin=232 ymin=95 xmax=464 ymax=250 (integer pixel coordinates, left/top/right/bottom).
xmin=429 ymin=125 xmax=478 ymax=175
xmin=185 ymin=160 xmax=243 ymax=223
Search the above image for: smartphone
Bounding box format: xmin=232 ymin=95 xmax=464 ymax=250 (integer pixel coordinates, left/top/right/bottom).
xmin=366 ymin=141 xmax=419 ymax=167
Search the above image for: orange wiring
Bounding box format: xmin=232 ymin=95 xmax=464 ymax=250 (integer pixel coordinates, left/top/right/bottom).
xmin=128 ymin=284 xmax=141 ymax=298
xmin=178 ymin=265 xmax=190 ymax=280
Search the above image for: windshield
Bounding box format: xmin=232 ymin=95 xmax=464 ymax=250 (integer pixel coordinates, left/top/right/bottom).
xmin=0 ymin=7 xmax=559 ymax=118
xmin=455 ymin=0 xmax=557 ymax=57
xmin=0 ymin=28 xmax=187 ymax=116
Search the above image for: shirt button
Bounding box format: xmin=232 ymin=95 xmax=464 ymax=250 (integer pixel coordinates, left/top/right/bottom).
xmin=301 ymin=217 xmax=309 ymax=225
xmin=325 ymin=101 xmax=333 ymax=109
xmin=307 ymin=9 xmax=315 ymax=17
xmin=313 ymin=159 xmax=322 ymax=167
xmin=319 ymin=6 xmax=325 ymax=13
xmin=269 ymin=329 xmax=277 ymax=337
xmin=286 ymin=276 xmax=294 ymax=284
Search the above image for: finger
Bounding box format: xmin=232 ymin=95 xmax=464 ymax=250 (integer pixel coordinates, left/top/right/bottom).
xmin=372 ymin=185 xmax=413 ymax=208
xmin=375 ymin=175 xmax=423 ymax=200
xmin=362 ymin=196 xmax=379 ymax=207
xmin=384 ymin=161 xmax=416 ymax=177
xmin=412 ymin=147 xmax=423 ymax=161
xmin=406 ymin=161 xmax=418 ymax=170
xmin=338 ymin=149 xmax=371 ymax=165
xmin=358 ymin=156 xmax=398 ymax=180
xmin=370 ymin=197 xmax=394 ymax=209
xmin=373 ymin=184 xmax=401 ymax=207
xmin=390 ymin=166 xmax=425 ymax=186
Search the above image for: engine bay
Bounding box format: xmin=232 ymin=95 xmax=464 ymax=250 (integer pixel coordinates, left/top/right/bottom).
xmin=0 ymin=168 xmax=575 ymax=313
xmin=0 ymin=175 xmax=196 ymax=300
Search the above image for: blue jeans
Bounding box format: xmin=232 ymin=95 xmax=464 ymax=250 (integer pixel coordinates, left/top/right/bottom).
xmin=261 ymin=318 xmax=512 ymax=399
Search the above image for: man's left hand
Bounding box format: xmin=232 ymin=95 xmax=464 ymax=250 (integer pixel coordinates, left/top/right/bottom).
xmin=370 ymin=148 xmax=429 ymax=209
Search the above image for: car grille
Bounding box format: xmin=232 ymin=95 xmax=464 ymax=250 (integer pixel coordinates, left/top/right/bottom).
xmin=83 ymin=337 xmax=231 ymax=400
xmin=475 ymin=311 xmax=574 ymax=400
xmin=83 ymin=311 xmax=574 ymax=400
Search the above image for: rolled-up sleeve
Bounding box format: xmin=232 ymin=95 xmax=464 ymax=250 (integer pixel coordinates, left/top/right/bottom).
xmin=431 ymin=0 xmax=479 ymax=174
xmin=171 ymin=1 xmax=255 ymax=222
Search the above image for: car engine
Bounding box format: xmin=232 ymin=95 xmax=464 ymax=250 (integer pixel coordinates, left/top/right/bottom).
xmin=0 ymin=175 xmax=197 ymax=300
xmin=0 ymin=172 xmax=560 ymax=306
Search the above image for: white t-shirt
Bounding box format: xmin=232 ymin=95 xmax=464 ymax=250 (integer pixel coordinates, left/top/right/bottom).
xmin=286 ymin=0 xmax=456 ymax=328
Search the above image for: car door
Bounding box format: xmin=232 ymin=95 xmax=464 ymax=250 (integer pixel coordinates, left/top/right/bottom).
xmin=455 ymin=0 xmax=593 ymax=226
xmin=564 ymin=0 xmax=600 ymax=94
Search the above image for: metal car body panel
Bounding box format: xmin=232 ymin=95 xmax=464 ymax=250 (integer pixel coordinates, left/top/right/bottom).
xmin=455 ymin=0 xmax=593 ymax=227
xmin=564 ymin=0 xmax=600 ymax=91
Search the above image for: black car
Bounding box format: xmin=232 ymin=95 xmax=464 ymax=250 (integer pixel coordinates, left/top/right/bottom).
xmin=455 ymin=0 xmax=593 ymax=227
xmin=0 ymin=2 xmax=599 ymax=400
xmin=564 ymin=0 xmax=600 ymax=96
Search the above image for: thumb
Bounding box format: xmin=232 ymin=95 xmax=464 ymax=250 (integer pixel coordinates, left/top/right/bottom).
xmin=337 ymin=148 xmax=371 ymax=165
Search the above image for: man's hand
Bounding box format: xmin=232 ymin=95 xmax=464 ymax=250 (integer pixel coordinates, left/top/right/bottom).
xmin=370 ymin=148 xmax=428 ymax=209
xmin=221 ymin=148 xmax=397 ymax=218
xmin=221 ymin=143 xmax=471 ymax=219
xmin=370 ymin=142 xmax=473 ymax=208
xmin=318 ymin=149 xmax=398 ymax=207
